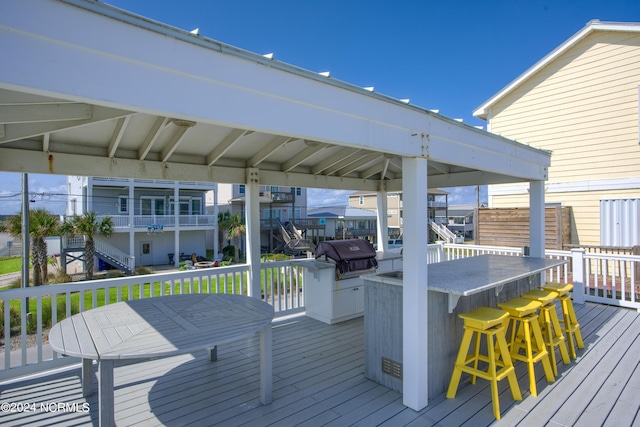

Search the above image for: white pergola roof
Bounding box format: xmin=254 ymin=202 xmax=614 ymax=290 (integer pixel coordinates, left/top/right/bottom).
xmin=0 ymin=0 xmax=552 ymax=412
xmin=0 ymin=0 xmax=550 ymax=190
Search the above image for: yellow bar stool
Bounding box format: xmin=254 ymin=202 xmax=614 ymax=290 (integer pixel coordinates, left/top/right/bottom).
xmin=521 ymin=289 xmax=571 ymax=376
xmin=447 ymin=307 xmax=522 ymax=420
xmin=497 ymin=298 xmax=555 ymax=397
xmin=541 ymin=282 xmax=584 ymax=359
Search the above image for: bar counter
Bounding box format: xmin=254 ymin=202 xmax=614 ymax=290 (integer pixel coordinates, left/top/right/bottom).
xmin=363 ymin=254 xmax=567 ymax=399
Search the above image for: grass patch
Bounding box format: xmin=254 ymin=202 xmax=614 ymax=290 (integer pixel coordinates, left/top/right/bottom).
xmin=0 ymin=257 xmax=22 ymax=275
xmin=2 ymin=274 xmax=250 ymax=335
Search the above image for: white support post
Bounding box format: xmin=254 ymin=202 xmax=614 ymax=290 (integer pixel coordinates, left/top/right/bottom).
xmin=213 ymin=183 xmax=219 ymax=261
xmin=128 ymin=180 xmax=135 ymax=267
xmin=245 ymin=168 xmax=262 ymax=298
xmin=402 ymin=157 xmax=429 ymax=411
xmin=571 ymin=248 xmax=585 ymax=304
xmin=376 ymin=190 xmax=388 ymax=252
xmin=529 ymin=180 xmax=545 ymax=258
xmin=174 ymin=183 xmax=180 ymax=268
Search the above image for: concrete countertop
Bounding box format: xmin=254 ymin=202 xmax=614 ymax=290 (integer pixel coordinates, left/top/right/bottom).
xmin=364 ymin=254 xmax=567 ymax=312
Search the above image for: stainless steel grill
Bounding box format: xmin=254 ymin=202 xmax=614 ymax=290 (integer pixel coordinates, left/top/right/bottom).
xmin=315 ymin=239 xmax=378 ymax=280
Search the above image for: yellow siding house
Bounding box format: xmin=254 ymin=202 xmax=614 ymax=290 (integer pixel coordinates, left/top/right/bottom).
xmin=474 ymin=20 xmax=640 ymax=247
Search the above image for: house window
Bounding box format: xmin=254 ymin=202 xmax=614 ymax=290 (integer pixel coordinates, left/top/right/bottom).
xmin=359 ymin=196 xmax=364 ymax=205
xmin=191 ymin=198 xmax=202 ymax=215
xmin=141 ymin=197 xmax=165 ymax=216
xmin=239 ymin=184 xmax=245 ymax=194
xmin=118 ymin=196 xmax=128 ymax=214
xmin=296 ymin=187 xmax=302 ymax=196
xmin=272 ymin=186 xmax=279 ymax=192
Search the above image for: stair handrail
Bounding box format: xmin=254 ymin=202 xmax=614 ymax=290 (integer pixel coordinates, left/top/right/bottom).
xmin=429 ymin=220 xmax=456 ymax=243
xmin=94 ymin=238 xmax=135 ymax=272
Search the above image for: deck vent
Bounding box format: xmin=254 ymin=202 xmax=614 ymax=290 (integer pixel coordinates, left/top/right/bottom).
xmin=382 ymin=357 xmax=402 ymax=379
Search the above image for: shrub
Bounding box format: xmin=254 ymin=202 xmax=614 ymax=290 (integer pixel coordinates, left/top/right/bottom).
xmin=134 ymin=266 xmax=155 ymax=276
xmin=0 ymin=304 xmax=21 ymax=336
xmin=222 ymin=245 xmax=235 ymax=260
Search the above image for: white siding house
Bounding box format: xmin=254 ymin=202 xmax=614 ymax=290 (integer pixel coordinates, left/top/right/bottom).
xmin=474 ymin=20 xmax=640 ymax=247
xmin=66 ymin=176 xmax=217 ymax=270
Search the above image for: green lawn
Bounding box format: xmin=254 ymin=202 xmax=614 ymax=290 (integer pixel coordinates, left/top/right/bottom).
xmin=1 ymin=263 xmax=300 ymax=336
xmin=0 ymin=257 xmax=22 ymax=275
xmin=1 ymin=274 xmax=258 ymax=335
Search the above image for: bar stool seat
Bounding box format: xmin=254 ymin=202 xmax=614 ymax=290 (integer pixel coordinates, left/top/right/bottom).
xmin=541 ymin=282 xmax=584 ymax=359
xmin=522 ymin=289 xmax=571 ymax=376
xmin=498 ymin=298 xmax=555 ymax=397
xmin=447 ymin=307 xmax=522 ymax=420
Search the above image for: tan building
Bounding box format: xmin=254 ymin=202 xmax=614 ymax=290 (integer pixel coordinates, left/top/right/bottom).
xmin=474 ymin=20 xmax=640 ymax=248
xmin=348 ymin=189 xmax=449 ymax=240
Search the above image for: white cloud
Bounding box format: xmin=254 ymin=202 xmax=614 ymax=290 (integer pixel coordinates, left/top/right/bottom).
xmin=0 ymin=173 xmax=68 ymax=215
xmin=307 ymin=189 xmax=354 ymax=207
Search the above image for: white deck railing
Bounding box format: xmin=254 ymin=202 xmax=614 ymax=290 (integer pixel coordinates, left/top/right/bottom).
xmin=1 ymin=244 xmax=638 ymax=381
xmin=580 ymin=251 xmax=639 ymax=310
xmin=0 ymin=261 xmax=304 ymax=380
xmin=443 ymin=244 xmax=639 ymax=310
xmin=100 ymin=214 xmax=215 ymax=229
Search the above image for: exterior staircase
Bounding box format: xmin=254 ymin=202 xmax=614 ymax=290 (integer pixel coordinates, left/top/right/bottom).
xmin=429 ymin=220 xmax=460 ymax=244
xmin=274 ymin=220 xmax=316 ymax=255
xmin=61 ymin=236 xmax=134 ymax=274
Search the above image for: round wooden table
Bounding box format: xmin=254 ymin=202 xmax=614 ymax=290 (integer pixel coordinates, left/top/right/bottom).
xmin=49 ymin=294 xmax=274 ymax=426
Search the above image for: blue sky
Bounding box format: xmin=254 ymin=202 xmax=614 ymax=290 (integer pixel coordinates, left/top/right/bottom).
xmin=1 ymin=0 xmax=638 ymax=214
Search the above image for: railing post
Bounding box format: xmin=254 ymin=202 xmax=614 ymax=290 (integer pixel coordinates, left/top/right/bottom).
xmin=571 ymin=248 xmax=585 ymax=304
xmin=438 ymin=242 xmax=445 ymax=262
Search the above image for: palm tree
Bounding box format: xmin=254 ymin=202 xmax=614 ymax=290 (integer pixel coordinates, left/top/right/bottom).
xmin=225 ymin=213 xmax=246 ymax=263
xmin=0 ymin=208 xmax=59 ymax=286
xmin=61 ymin=212 xmax=114 ymax=280
xmin=30 ymin=209 xmax=60 ymax=285
xmin=217 ymin=211 xmax=232 ymax=253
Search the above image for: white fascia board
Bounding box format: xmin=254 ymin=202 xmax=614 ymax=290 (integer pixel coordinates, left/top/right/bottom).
xmin=425 ymin=119 xmax=550 ymax=181
xmin=473 ymin=20 xmax=640 ymax=120
xmin=1 ymin=0 xmax=550 ymax=180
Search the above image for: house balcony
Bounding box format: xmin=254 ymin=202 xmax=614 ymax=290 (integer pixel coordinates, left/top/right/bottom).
xmin=427 ymin=200 xmax=448 ymax=209
xmin=98 ymin=214 xmax=216 ymax=231
xmin=90 ymin=177 xmax=215 ymax=190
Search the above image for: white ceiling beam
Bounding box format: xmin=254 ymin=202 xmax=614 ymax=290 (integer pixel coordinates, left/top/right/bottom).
xmin=281 ymin=141 xmax=325 ymax=172
xmin=138 ymin=116 xmax=170 ymax=160
xmin=107 ymin=115 xmax=132 ymax=158
xmin=206 ymin=128 xmax=250 ymax=166
xmin=0 ymin=107 xmax=132 ymax=145
xmin=0 ymin=147 xmax=381 ymax=191
xmin=337 ymin=153 xmax=381 ymax=177
xmin=0 ymin=103 xmax=91 ymax=124
xmin=311 ymin=147 xmax=360 ymax=175
xmin=428 ymin=160 xmax=450 ymax=174
xmin=160 ymin=121 xmax=195 ymax=163
xmin=361 ymin=157 xmax=393 ymax=180
xmin=246 ymin=136 xmax=290 ymax=167
xmin=378 ymin=158 xmax=391 ymax=190
xmin=42 ymin=133 xmax=50 ymax=152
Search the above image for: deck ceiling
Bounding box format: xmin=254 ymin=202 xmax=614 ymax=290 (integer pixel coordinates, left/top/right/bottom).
xmin=0 ymin=0 xmax=551 ymax=192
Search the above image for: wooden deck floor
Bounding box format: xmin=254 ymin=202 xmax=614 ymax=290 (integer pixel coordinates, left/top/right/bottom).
xmin=1 ymin=302 xmax=638 ymax=426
